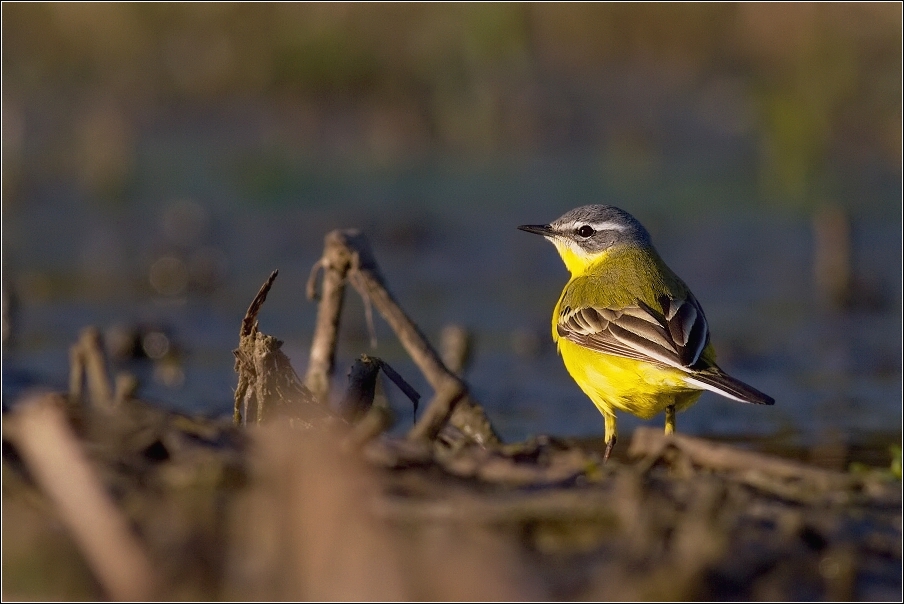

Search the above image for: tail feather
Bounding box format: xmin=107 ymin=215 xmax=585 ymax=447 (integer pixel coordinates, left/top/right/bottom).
xmin=685 ymin=367 xmax=775 ymax=406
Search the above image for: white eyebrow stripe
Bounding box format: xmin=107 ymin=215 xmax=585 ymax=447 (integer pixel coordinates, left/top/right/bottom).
xmin=553 ymin=219 xmax=629 ymax=234
xmin=586 ymin=221 xmax=628 ymax=232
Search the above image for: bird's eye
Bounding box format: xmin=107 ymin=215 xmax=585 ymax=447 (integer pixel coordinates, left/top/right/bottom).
xmin=577 ymin=225 xmax=595 ymax=238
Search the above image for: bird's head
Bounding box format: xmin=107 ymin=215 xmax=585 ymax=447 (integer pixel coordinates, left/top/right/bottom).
xmin=518 ymin=205 xmax=652 ymax=275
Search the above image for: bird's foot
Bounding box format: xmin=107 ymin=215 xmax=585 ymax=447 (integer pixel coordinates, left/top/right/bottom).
xmin=665 ymin=404 xmax=676 ymax=435
xmin=603 ymin=435 xmax=617 ymax=463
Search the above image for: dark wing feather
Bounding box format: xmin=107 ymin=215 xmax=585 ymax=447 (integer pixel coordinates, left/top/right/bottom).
xmin=685 ymin=368 xmax=775 ymax=405
xmin=557 ymin=293 xmax=710 ymax=371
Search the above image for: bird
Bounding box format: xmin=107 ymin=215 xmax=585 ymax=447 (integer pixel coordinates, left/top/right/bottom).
xmin=518 ymin=205 xmax=774 ymax=461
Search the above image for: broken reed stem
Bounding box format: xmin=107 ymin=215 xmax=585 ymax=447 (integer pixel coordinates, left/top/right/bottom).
xmin=305 ymin=234 xmax=354 ymax=403
xmin=305 ymin=229 xmax=499 ymax=445
xmin=307 ymin=230 xmax=460 ymax=400
xmin=234 ymin=271 xmax=279 ymax=425
xmin=8 ymin=394 xmax=157 ymax=601
xmin=234 ymin=271 xmax=328 ymax=427
xmin=241 ymin=270 xmax=279 ymax=339
xmin=338 ymin=355 xmax=383 ymax=422
xmin=316 ymin=231 xmax=468 ymax=437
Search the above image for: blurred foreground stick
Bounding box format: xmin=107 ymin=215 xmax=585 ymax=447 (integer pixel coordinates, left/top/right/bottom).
xmin=305 ymin=229 xmax=499 ymax=446
xmin=233 ymin=270 xmax=337 ymax=428
xmin=5 ymin=393 xmax=157 ymax=601
xmin=230 ymin=427 xmax=535 ymax=601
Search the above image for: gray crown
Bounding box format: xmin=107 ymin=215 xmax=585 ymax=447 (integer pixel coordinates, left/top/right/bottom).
xmin=550 ymin=205 xmax=652 ymax=252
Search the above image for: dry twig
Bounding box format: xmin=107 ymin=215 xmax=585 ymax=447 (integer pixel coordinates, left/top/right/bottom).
xmin=628 ymin=427 xmax=860 ymax=490
xmin=304 ymin=229 xmax=499 ymax=446
xmin=233 ymin=271 xmax=330 ymax=427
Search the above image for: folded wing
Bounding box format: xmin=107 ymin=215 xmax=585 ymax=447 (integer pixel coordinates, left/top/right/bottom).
xmin=557 ymin=293 xmax=774 ymax=405
xmin=557 ymin=293 xmax=709 ymax=372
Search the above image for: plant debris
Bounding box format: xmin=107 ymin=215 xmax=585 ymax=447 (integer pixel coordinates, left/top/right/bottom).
xmin=2 ymin=230 xmax=900 ymax=601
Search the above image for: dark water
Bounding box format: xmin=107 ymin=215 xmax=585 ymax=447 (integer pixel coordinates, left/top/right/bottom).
xmin=3 ymin=137 xmax=901 ymax=453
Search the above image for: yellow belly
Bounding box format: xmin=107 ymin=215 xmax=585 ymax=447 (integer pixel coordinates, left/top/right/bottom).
xmin=558 ymin=338 xmax=702 ymax=420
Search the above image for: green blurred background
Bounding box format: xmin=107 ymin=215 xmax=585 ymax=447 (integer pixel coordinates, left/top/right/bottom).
xmin=2 ymin=4 xmax=901 ymax=455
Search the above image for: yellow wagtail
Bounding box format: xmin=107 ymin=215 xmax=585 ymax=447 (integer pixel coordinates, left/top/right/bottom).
xmin=519 ymin=205 xmax=774 ymax=461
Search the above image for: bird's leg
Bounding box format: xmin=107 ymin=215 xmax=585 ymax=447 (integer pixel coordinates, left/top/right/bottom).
xmin=603 ymin=412 xmax=617 ymax=462
xmin=665 ymin=404 xmax=676 ymax=435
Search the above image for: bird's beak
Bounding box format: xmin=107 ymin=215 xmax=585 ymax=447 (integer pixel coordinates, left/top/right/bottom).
xmin=517 ymin=224 xmax=555 ymax=237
